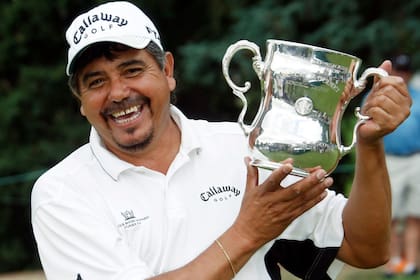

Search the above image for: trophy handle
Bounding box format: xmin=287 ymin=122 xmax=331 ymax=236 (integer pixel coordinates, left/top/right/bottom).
xmin=222 ymin=40 xmax=264 ymax=135
xmin=338 ymin=67 xmax=388 ymax=155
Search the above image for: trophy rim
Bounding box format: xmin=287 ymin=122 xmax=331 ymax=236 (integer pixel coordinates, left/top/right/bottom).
xmin=266 ymin=39 xmax=361 ymax=61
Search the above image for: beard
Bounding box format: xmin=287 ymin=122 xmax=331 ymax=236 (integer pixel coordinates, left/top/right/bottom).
xmin=114 ymin=127 xmax=154 ymax=153
xmin=101 ymin=94 xmax=155 ymax=153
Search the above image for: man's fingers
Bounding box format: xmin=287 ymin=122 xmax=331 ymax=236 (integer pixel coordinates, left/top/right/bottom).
xmin=261 ymin=163 xmax=293 ymax=192
xmin=288 ymin=169 xmax=325 ymax=196
xmin=244 ymin=157 xmax=259 ymax=192
xmin=281 ymin=173 xmax=332 ymax=220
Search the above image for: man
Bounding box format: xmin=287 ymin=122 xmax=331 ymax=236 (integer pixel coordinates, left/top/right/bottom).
xmin=383 ymin=54 xmax=420 ymax=277
xmin=31 ymin=1 xmax=411 ymax=279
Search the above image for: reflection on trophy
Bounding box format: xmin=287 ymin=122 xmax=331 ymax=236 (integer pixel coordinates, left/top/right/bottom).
xmin=222 ymin=39 xmax=387 ymax=177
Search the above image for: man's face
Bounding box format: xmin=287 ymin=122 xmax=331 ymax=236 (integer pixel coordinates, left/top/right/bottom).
xmin=77 ymin=48 xmax=176 ymax=158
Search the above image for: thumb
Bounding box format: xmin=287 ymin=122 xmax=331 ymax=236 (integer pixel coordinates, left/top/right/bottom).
xmin=379 ymin=60 xmax=392 ymax=74
xmin=244 ymin=157 xmax=259 ymax=192
xmin=373 ymin=60 xmax=391 ymax=85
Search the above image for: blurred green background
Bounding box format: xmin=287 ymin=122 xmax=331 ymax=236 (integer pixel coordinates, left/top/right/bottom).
xmin=1 ymin=0 xmax=419 ymax=273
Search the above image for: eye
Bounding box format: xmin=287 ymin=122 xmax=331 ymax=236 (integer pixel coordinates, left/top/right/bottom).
xmin=124 ymin=67 xmax=143 ymax=77
xmin=88 ymin=78 xmax=105 ymax=89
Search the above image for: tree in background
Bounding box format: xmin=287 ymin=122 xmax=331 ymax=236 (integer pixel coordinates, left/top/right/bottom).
xmin=176 ymin=0 xmax=420 ymax=193
xmin=0 ymin=0 xmax=419 ymax=272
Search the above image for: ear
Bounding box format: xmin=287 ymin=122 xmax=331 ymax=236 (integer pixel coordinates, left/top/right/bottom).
xmin=164 ymin=52 xmax=176 ymax=91
xmin=80 ymin=105 xmax=86 ymax=116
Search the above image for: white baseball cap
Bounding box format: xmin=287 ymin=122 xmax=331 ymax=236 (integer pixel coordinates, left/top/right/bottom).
xmin=65 ymin=1 xmax=163 ymax=75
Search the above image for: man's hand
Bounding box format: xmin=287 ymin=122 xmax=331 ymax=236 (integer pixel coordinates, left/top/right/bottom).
xmin=360 ymin=60 xmax=411 ymax=145
xmin=231 ymin=158 xmax=333 ymax=250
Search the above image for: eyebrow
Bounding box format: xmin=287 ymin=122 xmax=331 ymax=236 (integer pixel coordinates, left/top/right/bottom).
xmin=117 ymin=59 xmax=147 ymax=69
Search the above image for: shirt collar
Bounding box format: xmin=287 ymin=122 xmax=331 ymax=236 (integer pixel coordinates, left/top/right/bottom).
xmin=89 ymin=105 xmax=201 ymax=180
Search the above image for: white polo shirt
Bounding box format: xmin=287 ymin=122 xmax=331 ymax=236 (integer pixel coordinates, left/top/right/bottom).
xmin=31 ymin=106 xmax=346 ymax=280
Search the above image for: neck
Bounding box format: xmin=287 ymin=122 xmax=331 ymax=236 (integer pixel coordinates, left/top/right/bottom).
xmin=138 ymin=118 xmax=181 ymax=174
xmin=112 ymin=116 xmax=181 ymax=174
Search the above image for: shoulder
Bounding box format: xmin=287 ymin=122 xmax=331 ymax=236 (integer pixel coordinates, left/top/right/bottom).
xmin=409 ymin=84 xmax=420 ymax=98
xmin=188 ymin=119 xmax=248 ymax=150
xmin=31 ymin=144 xmax=95 ymax=209
xmin=184 ymin=116 xmax=245 ymax=138
xmin=171 ymin=105 xmax=245 ymax=140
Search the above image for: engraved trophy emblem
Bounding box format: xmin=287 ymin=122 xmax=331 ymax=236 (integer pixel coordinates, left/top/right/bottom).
xmin=222 ymin=39 xmax=387 ymax=177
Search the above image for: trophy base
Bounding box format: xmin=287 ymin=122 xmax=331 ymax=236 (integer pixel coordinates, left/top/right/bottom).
xmin=251 ymin=159 xmax=309 ymax=178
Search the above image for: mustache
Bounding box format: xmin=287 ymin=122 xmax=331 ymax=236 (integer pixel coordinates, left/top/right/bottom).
xmin=101 ymin=95 xmax=150 ymax=116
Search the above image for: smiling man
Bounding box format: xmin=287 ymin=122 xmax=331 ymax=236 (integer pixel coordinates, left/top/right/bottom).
xmin=31 ymin=1 xmax=411 ymax=280
xmin=73 ymin=44 xmax=179 ymax=173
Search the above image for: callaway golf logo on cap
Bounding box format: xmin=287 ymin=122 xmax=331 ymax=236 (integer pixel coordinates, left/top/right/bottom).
xmin=65 ymin=1 xmax=162 ymax=75
xmin=71 ymin=13 xmax=129 ymax=45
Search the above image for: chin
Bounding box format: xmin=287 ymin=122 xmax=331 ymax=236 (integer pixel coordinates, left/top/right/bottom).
xmin=115 ymin=134 xmax=154 ymax=153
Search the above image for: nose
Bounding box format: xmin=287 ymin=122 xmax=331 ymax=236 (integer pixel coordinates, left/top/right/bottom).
xmin=108 ymin=77 xmax=130 ymax=102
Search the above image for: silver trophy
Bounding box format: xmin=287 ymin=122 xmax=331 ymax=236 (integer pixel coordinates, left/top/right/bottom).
xmin=222 ymin=39 xmax=387 ymax=177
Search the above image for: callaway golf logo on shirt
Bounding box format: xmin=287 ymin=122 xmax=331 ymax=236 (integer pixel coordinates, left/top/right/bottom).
xmin=200 ymin=185 xmax=241 ymax=202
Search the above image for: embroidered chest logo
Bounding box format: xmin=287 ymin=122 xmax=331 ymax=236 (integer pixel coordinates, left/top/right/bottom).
xmin=117 ymin=209 xmax=149 ymax=230
xmin=200 ymin=185 xmax=241 ymax=202
xmin=121 ymin=209 xmax=135 ymax=220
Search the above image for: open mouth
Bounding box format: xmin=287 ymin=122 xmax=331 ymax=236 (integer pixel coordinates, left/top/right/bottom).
xmin=109 ymin=105 xmax=143 ymax=125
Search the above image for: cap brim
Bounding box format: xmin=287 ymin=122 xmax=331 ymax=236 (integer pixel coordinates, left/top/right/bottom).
xmin=66 ymin=36 xmax=156 ymax=75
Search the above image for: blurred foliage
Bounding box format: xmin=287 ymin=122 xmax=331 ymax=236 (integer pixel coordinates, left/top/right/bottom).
xmin=175 ymin=0 xmax=420 ymax=196
xmin=0 ymin=0 xmax=419 ymax=272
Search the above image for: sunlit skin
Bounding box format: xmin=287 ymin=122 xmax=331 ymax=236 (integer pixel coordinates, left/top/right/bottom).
xmin=77 ymin=49 xmax=179 ymax=173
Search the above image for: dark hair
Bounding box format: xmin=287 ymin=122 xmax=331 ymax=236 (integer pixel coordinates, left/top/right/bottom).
xmin=392 ymin=54 xmax=412 ymax=72
xmin=68 ymin=41 xmax=166 ymax=98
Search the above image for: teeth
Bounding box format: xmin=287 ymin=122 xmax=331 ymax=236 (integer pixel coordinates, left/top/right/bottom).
xmin=111 ymin=106 xmax=139 ymax=118
xmin=114 ymin=112 xmax=141 ymax=124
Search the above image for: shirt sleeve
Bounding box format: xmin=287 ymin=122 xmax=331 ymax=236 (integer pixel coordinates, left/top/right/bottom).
xmin=31 ymin=177 xmax=155 ymax=280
